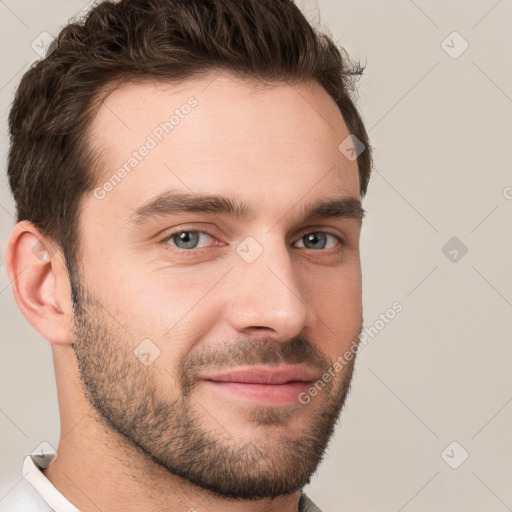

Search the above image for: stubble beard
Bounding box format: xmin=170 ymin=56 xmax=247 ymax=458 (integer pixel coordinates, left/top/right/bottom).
xmin=70 ymin=277 xmax=361 ymax=500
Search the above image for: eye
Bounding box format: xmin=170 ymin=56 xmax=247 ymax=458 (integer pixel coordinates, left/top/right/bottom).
xmin=160 ymin=228 xmax=344 ymax=254
xmin=164 ymin=230 xmax=215 ymax=250
xmin=294 ymin=232 xmax=342 ymax=251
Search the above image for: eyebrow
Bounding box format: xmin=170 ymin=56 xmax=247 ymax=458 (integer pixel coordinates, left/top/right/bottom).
xmin=128 ymin=190 xmax=366 ymax=226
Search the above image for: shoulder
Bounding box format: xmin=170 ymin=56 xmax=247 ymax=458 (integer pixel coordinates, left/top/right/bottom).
xmin=299 ymin=491 xmax=324 ymax=512
xmin=0 ymin=477 xmax=55 ymax=512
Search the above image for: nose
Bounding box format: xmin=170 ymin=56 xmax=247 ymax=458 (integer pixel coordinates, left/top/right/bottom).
xmin=225 ymin=237 xmax=317 ymax=340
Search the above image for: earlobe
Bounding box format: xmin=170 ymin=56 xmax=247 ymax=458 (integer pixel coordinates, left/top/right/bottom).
xmin=5 ymin=220 xmax=74 ymax=346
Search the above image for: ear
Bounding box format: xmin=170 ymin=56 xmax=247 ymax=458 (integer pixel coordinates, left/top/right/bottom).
xmin=5 ymin=220 xmax=74 ymax=346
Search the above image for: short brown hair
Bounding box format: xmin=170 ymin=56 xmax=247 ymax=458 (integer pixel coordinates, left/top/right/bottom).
xmin=7 ymin=0 xmax=372 ymax=277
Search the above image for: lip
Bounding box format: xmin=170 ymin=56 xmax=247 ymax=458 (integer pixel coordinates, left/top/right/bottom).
xmin=199 ymin=365 xmax=319 ymax=406
xmin=200 ymin=365 xmax=320 ymax=384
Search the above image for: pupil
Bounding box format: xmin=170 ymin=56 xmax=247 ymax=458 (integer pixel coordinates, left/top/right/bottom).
xmin=306 ymin=233 xmax=325 ymax=249
xmin=176 ymin=231 xmax=198 ymax=249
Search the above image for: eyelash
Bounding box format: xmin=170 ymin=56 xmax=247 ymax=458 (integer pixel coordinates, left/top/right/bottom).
xmin=159 ymin=228 xmax=345 ymax=255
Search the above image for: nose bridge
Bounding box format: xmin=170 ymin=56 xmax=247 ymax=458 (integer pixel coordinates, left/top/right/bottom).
xmin=227 ymin=234 xmax=314 ymax=338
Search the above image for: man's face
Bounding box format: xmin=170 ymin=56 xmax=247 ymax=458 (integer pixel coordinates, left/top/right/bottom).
xmin=71 ymin=72 xmax=364 ymax=499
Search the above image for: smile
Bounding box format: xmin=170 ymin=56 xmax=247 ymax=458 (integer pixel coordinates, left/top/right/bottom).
xmin=200 ymin=365 xmax=319 ymax=405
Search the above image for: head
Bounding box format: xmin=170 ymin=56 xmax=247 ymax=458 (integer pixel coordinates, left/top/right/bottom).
xmin=6 ymin=0 xmax=372 ymax=501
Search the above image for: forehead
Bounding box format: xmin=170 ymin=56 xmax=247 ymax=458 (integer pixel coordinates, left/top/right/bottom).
xmin=85 ymin=71 xmax=360 ymax=220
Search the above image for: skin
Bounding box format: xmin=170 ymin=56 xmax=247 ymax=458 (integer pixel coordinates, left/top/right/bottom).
xmin=6 ymin=71 xmax=364 ymax=512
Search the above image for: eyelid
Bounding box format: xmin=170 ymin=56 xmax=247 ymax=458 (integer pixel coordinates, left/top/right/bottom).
xmin=160 ymin=227 xmax=219 ymax=251
xmin=294 ymin=227 xmax=346 ymax=245
xmin=293 ymin=231 xmax=344 ymax=251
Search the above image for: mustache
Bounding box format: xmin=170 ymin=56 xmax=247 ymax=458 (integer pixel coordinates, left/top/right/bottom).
xmin=179 ymin=336 xmax=331 ymax=396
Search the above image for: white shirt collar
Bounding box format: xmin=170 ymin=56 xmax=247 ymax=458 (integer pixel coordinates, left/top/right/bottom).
xmin=23 ymin=454 xmax=79 ymax=511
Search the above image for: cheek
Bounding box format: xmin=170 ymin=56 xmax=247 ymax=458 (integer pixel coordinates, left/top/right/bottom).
xmin=304 ymin=262 xmax=362 ymax=351
xmin=103 ymin=269 xmax=225 ymax=360
xmin=305 ymin=253 xmax=361 ymax=303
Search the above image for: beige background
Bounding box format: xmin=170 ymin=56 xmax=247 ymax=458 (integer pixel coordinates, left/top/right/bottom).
xmin=1 ymin=1 xmax=511 ymax=510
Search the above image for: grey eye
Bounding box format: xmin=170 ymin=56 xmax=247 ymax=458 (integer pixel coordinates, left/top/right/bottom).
xmin=295 ymin=232 xmax=339 ymax=250
xmin=166 ymin=231 xmax=213 ymax=250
